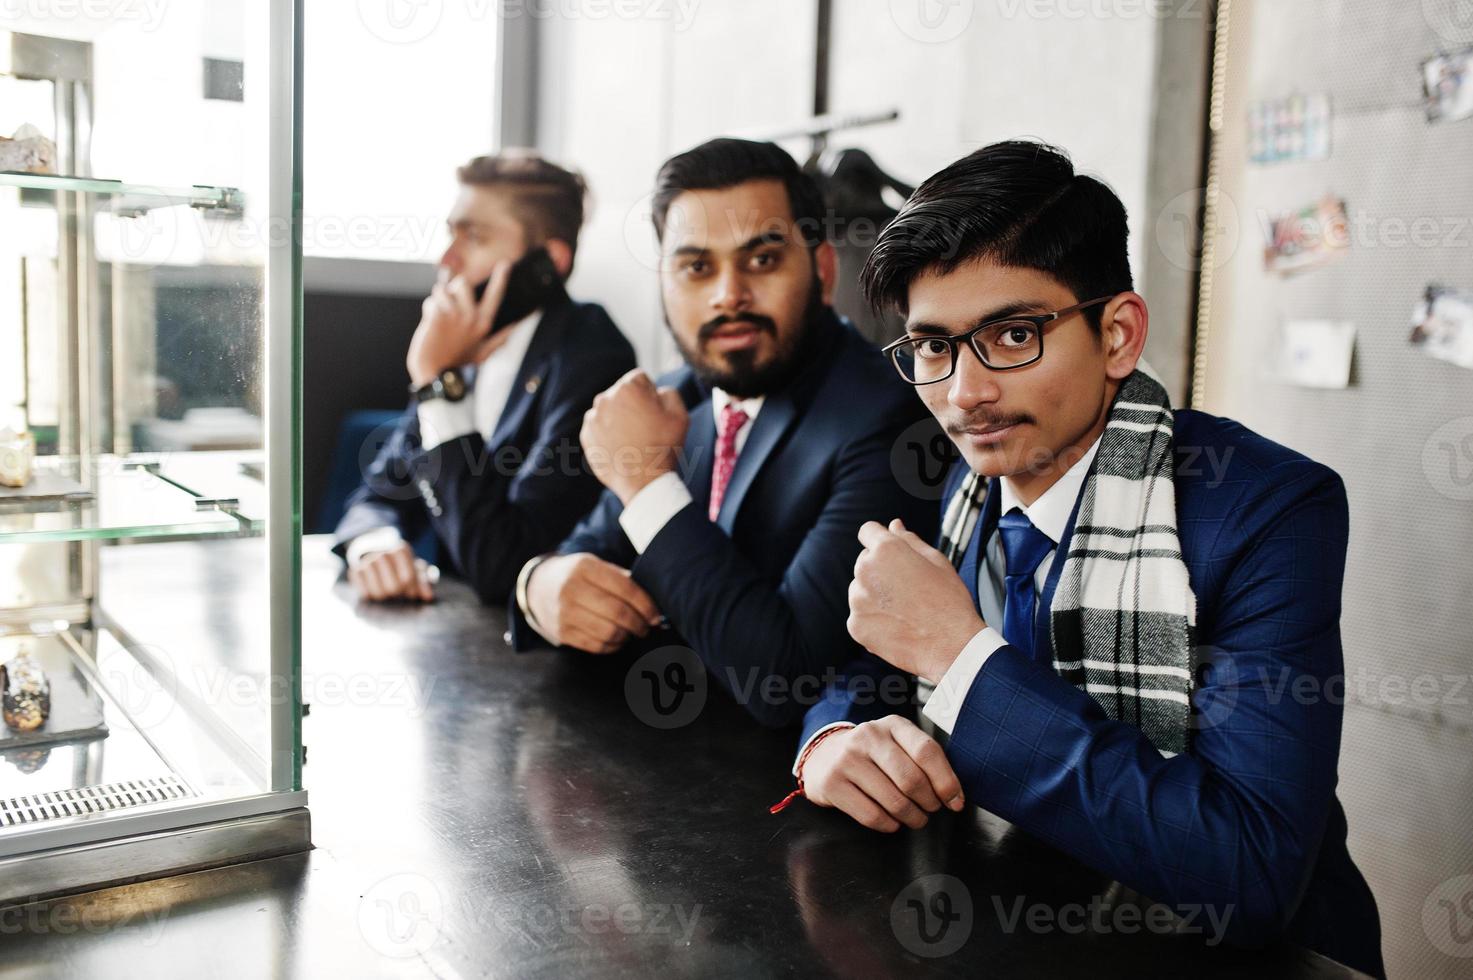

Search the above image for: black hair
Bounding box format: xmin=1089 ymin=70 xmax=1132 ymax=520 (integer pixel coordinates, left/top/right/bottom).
xmin=860 ymin=140 xmax=1132 ymax=329
xmin=651 ymin=138 xmax=827 ymax=248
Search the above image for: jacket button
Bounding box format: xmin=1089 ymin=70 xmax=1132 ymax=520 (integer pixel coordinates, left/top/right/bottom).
xmin=524 ymin=375 xmax=541 ymax=394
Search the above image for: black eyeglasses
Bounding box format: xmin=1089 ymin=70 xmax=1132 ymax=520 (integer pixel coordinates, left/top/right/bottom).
xmin=882 ymin=295 xmax=1118 ymax=385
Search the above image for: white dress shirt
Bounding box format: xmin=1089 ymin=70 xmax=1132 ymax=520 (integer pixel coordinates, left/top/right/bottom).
xmin=616 ymin=388 xmax=764 ymax=552
xmin=919 ymin=432 xmax=1103 ymax=733
xmin=344 ymin=310 xmax=543 ymax=564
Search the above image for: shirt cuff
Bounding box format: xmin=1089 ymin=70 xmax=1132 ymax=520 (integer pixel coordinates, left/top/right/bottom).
xmin=792 ymin=722 xmax=856 ymax=777
xmin=344 ymin=525 xmax=404 ymax=566
xmin=617 ymin=471 xmax=692 ymax=554
xmin=919 ymin=627 xmax=1007 ymax=735
xmin=417 ymin=398 xmax=477 ymax=451
xmin=515 ymin=553 xmax=552 ymax=634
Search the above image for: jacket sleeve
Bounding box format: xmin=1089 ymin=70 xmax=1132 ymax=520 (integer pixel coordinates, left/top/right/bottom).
xmin=630 ymin=420 xmax=940 ymax=728
xmin=331 ymin=404 xmax=430 ymax=559
xmin=411 ymin=343 xmax=636 ymax=605
xmin=943 ymin=458 xmax=1350 ymax=946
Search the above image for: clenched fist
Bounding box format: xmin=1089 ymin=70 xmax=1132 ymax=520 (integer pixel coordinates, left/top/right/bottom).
xmin=847 ymin=519 xmax=985 ymax=684
xmin=525 ymin=552 xmax=663 ymax=654
xmin=580 ymin=369 xmax=689 ymax=505
xmin=801 ymin=715 xmax=965 ymax=832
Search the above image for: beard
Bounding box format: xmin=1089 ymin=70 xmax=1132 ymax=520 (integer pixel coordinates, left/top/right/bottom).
xmin=665 ymin=272 xmax=828 ymax=399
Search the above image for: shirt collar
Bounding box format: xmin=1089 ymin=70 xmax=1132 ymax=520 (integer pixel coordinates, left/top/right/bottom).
xmin=475 ymin=307 xmax=543 ymax=370
xmin=711 ymin=387 xmax=764 ymax=424
xmin=998 ymin=433 xmax=1103 ymax=544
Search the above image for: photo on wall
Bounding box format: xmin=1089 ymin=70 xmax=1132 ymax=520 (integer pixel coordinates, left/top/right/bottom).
xmin=1409 ymin=285 xmax=1473 ymax=370
xmin=1422 ymin=47 xmax=1473 ymax=124
xmin=1261 ymin=196 xmax=1351 ymax=276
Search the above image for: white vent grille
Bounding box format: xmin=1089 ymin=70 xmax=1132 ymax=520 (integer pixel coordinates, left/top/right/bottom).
xmin=0 ymin=777 xmax=194 ymax=827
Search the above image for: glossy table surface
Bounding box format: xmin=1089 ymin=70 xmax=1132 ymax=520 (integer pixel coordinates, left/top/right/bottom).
xmin=0 ymin=537 xmax=1365 ymax=978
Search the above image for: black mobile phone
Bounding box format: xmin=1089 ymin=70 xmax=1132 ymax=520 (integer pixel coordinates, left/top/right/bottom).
xmin=475 ymin=246 xmax=562 ymax=334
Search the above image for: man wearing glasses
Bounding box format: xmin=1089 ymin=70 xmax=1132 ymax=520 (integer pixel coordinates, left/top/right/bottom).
xmin=781 ymin=141 xmax=1383 ymax=975
xmin=508 ymin=138 xmax=940 ymax=727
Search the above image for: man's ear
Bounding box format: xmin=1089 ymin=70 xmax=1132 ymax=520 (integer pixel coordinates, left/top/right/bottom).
xmin=1101 ymin=291 xmax=1149 ymax=381
xmin=544 ymin=238 xmax=575 ymax=280
xmin=814 ymin=240 xmax=838 ymax=306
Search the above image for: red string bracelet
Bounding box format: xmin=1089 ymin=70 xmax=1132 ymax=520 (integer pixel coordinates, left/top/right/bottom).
xmin=769 ymin=725 xmax=852 ymax=814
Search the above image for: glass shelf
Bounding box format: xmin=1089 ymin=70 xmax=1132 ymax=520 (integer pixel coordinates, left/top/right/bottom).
xmin=0 ymin=171 xmax=244 ymax=215
xmin=0 ymin=452 xmax=266 ymax=544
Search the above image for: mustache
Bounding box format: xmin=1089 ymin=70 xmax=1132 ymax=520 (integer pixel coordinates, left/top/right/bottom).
xmin=946 ymin=411 xmax=1034 ymax=436
xmin=698 ymin=313 xmax=777 ymax=343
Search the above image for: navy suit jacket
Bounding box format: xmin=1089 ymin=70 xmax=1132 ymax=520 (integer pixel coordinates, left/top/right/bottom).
xmin=333 ymin=296 xmax=636 ymax=604
xmin=799 ymin=409 xmax=1383 ymax=977
xmin=509 ymin=310 xmax=946 ymax=727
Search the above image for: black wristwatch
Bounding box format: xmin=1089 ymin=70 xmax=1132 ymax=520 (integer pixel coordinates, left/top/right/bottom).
xmin=410 ymin=368 xmax=468 ymax=404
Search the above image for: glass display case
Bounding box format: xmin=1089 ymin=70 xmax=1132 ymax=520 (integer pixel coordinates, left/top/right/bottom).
xmin=0 ymin=1 xmax=308 ymax=901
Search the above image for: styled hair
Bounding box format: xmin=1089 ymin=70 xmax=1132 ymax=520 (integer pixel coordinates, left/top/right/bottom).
xmin=860 ymin=140 xmax=1133 ymax=328
xmin=651 ymin=137 xmax=827 ymax=248
xmin=457 ymin=149 xmax=589 ymax=258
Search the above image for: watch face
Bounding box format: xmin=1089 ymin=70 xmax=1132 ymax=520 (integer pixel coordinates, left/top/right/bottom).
xmin=441 ymin=370 xmax=466 ymax=401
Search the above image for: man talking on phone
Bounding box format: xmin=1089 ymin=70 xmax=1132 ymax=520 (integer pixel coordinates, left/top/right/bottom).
xmin=334 ymin=151 xmax=636 ymax=605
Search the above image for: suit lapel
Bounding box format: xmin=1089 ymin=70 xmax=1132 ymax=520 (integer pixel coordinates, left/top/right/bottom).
xmin=486 ymin=304 xmax=563 ymax=450
xmin=675 ymin=375 xmax=717 ymax=513
xmin=714 ymin=391 xmax=799 ymax=534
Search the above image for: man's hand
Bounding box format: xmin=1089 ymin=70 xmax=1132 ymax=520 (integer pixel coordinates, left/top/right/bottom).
xmin=848 ymin=519 xmax=984 ymax=684
xmin=801 ymin=716 xmax=965 ymax=832
xmin=580 ymin=369 xmax=689 ymax=504
xmin=348 ymin=542 xmax=436 ymax=603
xmin=526 ymin=552 xmax=663 ymax=653
xmin=406 ymin=262 xmax=513 ymax=387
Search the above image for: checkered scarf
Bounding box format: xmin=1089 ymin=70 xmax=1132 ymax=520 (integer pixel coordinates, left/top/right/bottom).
xmin=937 ymin=369 xmax=1197 ymax=756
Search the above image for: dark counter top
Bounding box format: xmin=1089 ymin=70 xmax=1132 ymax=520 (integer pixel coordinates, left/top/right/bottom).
xmin=0 ymin=537 xmax=1365 ymax=978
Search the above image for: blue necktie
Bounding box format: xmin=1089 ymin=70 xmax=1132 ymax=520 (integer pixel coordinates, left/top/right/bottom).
xmin=996 ymin=509 xmax=1054 ymax=660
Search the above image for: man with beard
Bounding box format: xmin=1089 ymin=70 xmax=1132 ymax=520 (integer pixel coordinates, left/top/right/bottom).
xmin=508 ymin=138 xmax=942 ymax=727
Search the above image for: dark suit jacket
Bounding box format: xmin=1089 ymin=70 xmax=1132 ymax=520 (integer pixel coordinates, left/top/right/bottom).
xmin=333 ymin=296 xmax=636 ymax=604
xmin=509 ymin=310 xmax=946 ymax=727
xmin=799 ymin=408 xmax=1384 ymax=977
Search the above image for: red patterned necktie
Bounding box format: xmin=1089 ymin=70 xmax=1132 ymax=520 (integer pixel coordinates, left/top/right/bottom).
xmin=708 ymin=402 xmax=750 ymax=521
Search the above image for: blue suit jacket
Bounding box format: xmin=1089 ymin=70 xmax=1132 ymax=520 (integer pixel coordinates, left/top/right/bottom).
xmin=333 ymin=296 xmax=636 ymax=604
xmin=509 ymin=310 xmax=946 ymax=727
xmin=799 ymin=409 xmax=1383 ymax=977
